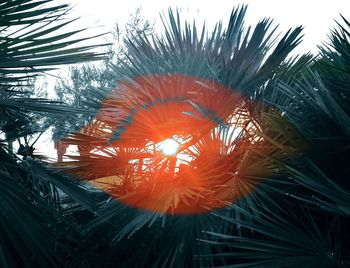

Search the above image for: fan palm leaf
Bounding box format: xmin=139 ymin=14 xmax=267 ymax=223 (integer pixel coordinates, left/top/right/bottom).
xmin=60 ymin=6 xmax=308 ymax=267
xmin=0 ymin=0 xmax=107 ymax=267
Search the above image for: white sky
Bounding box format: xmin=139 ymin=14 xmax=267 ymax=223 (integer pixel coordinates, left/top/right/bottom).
xmin=36 ymin=0 xmax=350 ymax=159
xmin=61 ymin=0 xmax=350 ymax=55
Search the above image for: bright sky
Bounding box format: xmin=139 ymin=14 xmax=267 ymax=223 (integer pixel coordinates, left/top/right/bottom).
xmin=62 ymin=0 xmax=350 ymax=55
xmin=36 ymin=0 xmax=350 ymax=159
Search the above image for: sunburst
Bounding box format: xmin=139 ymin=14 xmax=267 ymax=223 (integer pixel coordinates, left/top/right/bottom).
xmin=62 ymin=74 xmax=286 ymax=214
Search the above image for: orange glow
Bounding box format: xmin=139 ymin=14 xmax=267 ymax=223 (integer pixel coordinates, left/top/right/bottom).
xmin=63 ymin=74 xmax=273 ymax=214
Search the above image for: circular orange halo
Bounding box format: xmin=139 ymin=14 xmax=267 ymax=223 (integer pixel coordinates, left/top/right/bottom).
xmin=65 ymin=74 xmax=263 ymax=214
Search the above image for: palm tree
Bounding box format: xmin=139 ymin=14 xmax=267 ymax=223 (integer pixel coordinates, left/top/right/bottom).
xmin=61 ymin=6 xmax=343 ymax=267
xmin=1 ymin=2 xmax=349 ymax=267
xmin=0 ymin=0 xmax=106 ymax=267
xmin=201 ymin=14 xmax=350 ymax=268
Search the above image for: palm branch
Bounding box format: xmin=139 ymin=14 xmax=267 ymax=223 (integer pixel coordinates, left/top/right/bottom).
xmin=197 ymin=14 xmax=350 ymax=267
xmin=59 ymin=6 xmax=310 ymax=267
xmin=0 ymin=0 xmax=107 ymax=267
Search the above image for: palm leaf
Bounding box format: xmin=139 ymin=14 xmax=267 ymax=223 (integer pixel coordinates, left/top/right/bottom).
xmin=60 ymin=6 xmax=307 ymax=267
xmin=200 ymin=202 xmax=348 ymax=267
xmin=0 ymin=1 xmax=108 ymax=267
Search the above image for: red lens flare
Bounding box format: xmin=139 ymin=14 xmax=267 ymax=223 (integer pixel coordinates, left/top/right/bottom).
xmin=63 ymin=74 xmax=268 ymax=214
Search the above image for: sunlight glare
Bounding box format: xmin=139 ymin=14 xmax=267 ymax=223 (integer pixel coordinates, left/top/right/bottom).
xmin=159 ymin=138 xmax=180 ymax=156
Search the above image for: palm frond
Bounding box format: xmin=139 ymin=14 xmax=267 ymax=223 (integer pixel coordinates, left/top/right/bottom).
xmin=0 ymin=1 xmax=108 ymax=267
xmin=201 ymin=202 xmax=348 ymax=267
xmin=59 ymin=6 xmax=308 ymax=267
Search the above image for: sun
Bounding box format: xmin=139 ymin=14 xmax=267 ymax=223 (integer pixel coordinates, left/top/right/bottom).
xmin=158 ymin=138 xmax=180 ymax=156
xmin=64 ymin=74 xmax=264 ymax=214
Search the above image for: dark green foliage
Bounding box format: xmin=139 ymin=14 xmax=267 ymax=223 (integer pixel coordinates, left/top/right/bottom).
xmin=1 ymin=2 xmax=350 ymax=268
xmin=197 ymin=12 xmax=350 ymax=268
xmin=0 ymin=1 xmax=106 ymax=267
xmin=202 ymin=203 xmax=348 ymax=267
xmin=0 ymin=0 xmax=107 ymax=142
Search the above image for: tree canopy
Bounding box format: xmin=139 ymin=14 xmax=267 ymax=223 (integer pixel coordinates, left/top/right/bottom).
xmin=0 ymin=1 xmax=349 ymax=267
